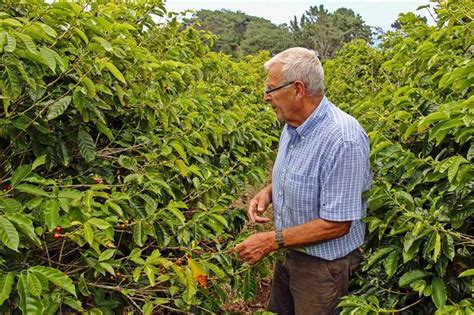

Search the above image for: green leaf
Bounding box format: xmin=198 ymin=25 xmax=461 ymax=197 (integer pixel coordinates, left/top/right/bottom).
xmin=37 ymin=22 xmax=57 ymax=38
xmin=32 ymin=155 xmax=46 ymax=170
xmin=170 ymin=141 xmax=188 ymax=163
xmin=395 ymin=191 xmax=414 ymax=211
xmin=99 ymin=262 xmax=115 ymax=275
xmin=83 ymin=222 xmax=94 ymax=246
xmin=418 ymin=112 xmax=450 ymax=130
xmin=243 ymin=268 xmax=257 ymax=301
xmin=188 ymin=164 xmax=204 ymax=179
xmin=0 ymin=31 xmax=5 ymax=51
xmin=16 ymin=183 xmax=49 ymax=197
xmin=383 ymin=250 xmax=399 ymax=278
xmin=399 ymin=270 xmax=430 ymax=287
xmin=133 ymin=220 xmax=145 ymax=247
xmin=176 ymin=159 xmax=188 ymax=177
xmin=429 ymin=118 xmax=464 ymax=145
xmin=27 ymin=272 xmax=42 ymax=297
xmin=143 ymin=302 xmax=154 ymax=315
xmin=5 ymin=66 xmax=21 ymax=96
xmin=78 ymin=273 xmax=90 ymax=296
xmin=73 ymin=28 xmax=88 ymax=43
xmin=105 ymin=200 xmax=123 ymax=216
xmin=183 ymin=267 xmax=197 ymax=305
xmin=103 ymin=61 xmax=126 ymax=83
xmin=166 ymin=205 xmax=186 ymax=225
xmin=15 ymin=31 xmax=37 ymax=53
xmin=39 ymin=47 xmax=56 ymax=72
xmin=17 ymin=274 xmax=43 ymax=315
xmin=458 ymin=269 xmax=474 ymax=277
xmin=58 ymin=139 xmax=72 ymax=166
xmin=467 ymin=144 xmax=474 ymax=161
xmin=0 ymin=198 xmax=22 ymax=213
xmin=4 ymin=32 xmax=16 ymax=52
xmin=87 ymin=218 xmax=111 ymax=230
xmin=51 ymin=48 xmax=67 ymax=71
xmin=203 ymin=262 xmax=225 ymax=278
xmin=29 ymin=266 xmax=77 ymax=297
xmin=363 ymin=247 xmax=395 ymax=271
xmin=41 ymin=199 xmax=60 ymax=231
xmin=6 ymin=213 xmax=41 ymax=246
xmin=46 ymin=96 xmax=71 ymax=120
xmin=94 ymin=37 xmax=113 ymax=52
xmin=0 ymin=217 xmax=19 ymax=251
xmin=442 ymin=234 xmax=455 ymax=260
xmin=144 ymin=265 xmax=156 ymax=286
xmin=99 ymin=249 xmax=115 ymax=262
xmin=82 ymin=77 xmax=96 ymax=97
xmin=1 ymin=18 xmax=22 ymax=28
xmin=78 ymin=126 xmax=96 ymax=162
xmin=63 ymin=297 xmax=83 ymax=311
xmin=0 ymin=272 xmax=14 ymax=305
xmin=11 ymin=164 xmax=32 ymax=187
xmin=118 ymin=155 xmax=137 ymax=170
xmin=410 ymin=279 xmax=426 ymax=297
xmin=431 ymin=277 xmax=447 ymax=308
xmin=95 ymin=120 xmax=113 ymax=141
xmin=447 ymin=156 xmax=466 ymax=183
xmin=433 ymin=232 xmax=441 ymax=262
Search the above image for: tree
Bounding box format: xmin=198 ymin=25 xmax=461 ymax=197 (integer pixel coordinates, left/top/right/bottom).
xmin=290 ymin=5 xmax=372 ymax=59
xmin=239 ymin=21 xmax=295 ymax=55
xmin=184 ymin=9 xmax=293 ymax=56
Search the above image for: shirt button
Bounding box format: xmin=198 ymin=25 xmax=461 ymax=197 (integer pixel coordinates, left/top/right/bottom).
xmin=278 ymin=191 xmax=283 ymax=196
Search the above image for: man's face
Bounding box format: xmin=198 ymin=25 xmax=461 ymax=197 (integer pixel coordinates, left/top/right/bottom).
xmin=264 ymin=64 xmax=297 ymax=123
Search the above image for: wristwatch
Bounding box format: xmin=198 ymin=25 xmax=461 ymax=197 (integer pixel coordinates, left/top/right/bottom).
xmin=275 ymin=229 xmax=285 ymax=249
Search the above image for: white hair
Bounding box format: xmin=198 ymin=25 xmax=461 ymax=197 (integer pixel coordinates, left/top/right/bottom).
xmin=264 ymin=47 xmax=324 ymax=96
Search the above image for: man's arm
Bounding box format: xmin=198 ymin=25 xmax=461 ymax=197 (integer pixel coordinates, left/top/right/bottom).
xmin=235 ymin=218 xmax=350 ymax=265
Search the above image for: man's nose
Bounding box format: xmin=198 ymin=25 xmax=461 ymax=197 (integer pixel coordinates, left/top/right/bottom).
xmin=264 ymin=93 xmax=272 ymax=102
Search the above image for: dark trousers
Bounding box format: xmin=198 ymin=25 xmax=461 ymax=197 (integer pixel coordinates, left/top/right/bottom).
xmin=267 ymin=249 xmax=362 ymax=315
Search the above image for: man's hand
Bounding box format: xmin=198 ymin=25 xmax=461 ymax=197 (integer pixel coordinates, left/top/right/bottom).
xmin=235 ymin=232 xmax=277 ymax=265
xmin=248 ymin=186 xmax=272 ymax=223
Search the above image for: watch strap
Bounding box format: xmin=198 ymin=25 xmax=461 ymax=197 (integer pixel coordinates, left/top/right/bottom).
xmin=275 ymin=229 xmax=285 ymax=249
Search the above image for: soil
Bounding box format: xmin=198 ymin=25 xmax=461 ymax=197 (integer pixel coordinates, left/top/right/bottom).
xmin=222 ymin=180 xmax=275 ymax=314
xmin=221 ymin=277 xmax=272 ymax=313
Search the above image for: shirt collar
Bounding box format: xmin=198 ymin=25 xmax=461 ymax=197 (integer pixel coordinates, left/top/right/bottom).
xmin=286 ymin=96 xmax=329 ymax=138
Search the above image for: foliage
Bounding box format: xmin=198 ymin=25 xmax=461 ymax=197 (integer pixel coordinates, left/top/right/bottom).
xmin=325 ymin=0 xmax=473 ymax=313
xmin=290 ymin=5 xmax=372 ymax=59
xmin=183 ymin=9 xmax=294 ymax=56
xmin=0 ymin=0 xmax=279 ymax=313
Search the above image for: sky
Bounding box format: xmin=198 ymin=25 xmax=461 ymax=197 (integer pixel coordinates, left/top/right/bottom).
xmin=164 ymin=0 xmax=436 ymax=31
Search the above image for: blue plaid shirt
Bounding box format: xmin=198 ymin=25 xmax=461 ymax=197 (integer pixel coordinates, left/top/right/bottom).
xmin=272 ymin=97 xmax=371 ymax=260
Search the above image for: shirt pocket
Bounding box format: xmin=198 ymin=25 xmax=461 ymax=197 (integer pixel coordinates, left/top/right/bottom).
xmin=285 ymin=173 xmax=319 ymax=213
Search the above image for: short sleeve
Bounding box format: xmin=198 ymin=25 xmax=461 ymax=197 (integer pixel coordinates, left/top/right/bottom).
xmin=320 ymin=141 xmax=369 ymax=221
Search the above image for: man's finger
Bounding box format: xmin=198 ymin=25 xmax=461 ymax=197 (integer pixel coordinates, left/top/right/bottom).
xmin=248 ymin=257 xmax=258 ymax=265
xmin=255 ymin=216 xmax=271 ymax=223
xmin=248 ymin=202 xmax=257 ymax=222
xmin=235 ymin=242 xmax=244 ymax=253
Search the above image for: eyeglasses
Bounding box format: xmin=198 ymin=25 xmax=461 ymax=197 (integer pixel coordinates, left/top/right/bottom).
xmin=264 ymin=81 xmax=295 ymax=95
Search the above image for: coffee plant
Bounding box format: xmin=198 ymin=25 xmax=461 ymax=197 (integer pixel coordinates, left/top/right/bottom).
xmin=325 ymin=0 xmax=473 ymax=313
xmin=0 ymin=0 xmax=279 ymax=313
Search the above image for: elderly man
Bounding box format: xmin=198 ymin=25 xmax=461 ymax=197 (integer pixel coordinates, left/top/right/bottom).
xmin=235 ymin=47 xmax=371 ymax=314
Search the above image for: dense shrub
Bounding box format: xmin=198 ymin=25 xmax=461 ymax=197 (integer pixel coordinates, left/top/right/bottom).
xmin=0 ymin=0 xmax=278 ymax=313
xmin=325 ymin=0 xmax=473 ymax=313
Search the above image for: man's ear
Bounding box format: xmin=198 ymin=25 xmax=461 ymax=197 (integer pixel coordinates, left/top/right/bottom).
xmin=294 ymin=81 xmax=305 ymax=99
